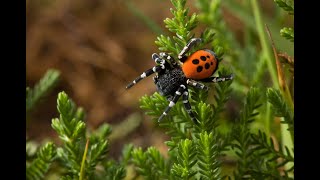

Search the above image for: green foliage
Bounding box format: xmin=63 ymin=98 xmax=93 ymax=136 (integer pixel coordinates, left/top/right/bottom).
xmin=99 ymin=160 xmax=126 ymax=180
xmin=140 ymin=92 xmax=192 ymax=151
xmin=194 ymin=69 xmax=234 ymax=133
xmin=229 ymin=88 xmax=294 ymax=179
xmin=267 ymin=88 xmax=294 ymax=131
xmin=138 ymin=79 xmax=291 ymax=179
xmin=26 ymin=69 xmax=60 ymax=113
xmin=155 ymin=0 xmax=216 ymax=58
xmin=131 ymin=147 xmax=170 ymax=180
xmin=51 ymin=92 xmax=124 ymax=179
xmin=26 ymin=69 xmax=59 ymax=180
xmin=120 ymin=143 xmax=134 ymax=166
xmin=164 ymin=0 xmax=198 ymax=37
xmin=280 ymin=27 xmax=294 ymax=42
xmin=26 ymin=140 xmax=40 ymax=160
xmin=26 ymin=142 xmax=57 ymax=180
xmin=231 ymin=87 xmax=262 ymax=178
xmin=251 ymin=131 xmax=294 ymax=170
xmin=155 ymin=0 xmax=198 ymax=56
xmin=274 ymin=0 xmax=294 ymax=15
xmin=130 ymin=132 xmax=225 ymax=180
xmin=172 ymin=139 xmax=197 ymax=179
xmin=274 ymin=0 xmax=294 ymax=43
xmin=27 ymin=89 xmax=128 ymax=179
xmin=52 ymin=92 xmax=86 ymax=145
xmin=196 ymin=132 xmax=221 ymax=180
xmin=51 ymin=92 xmax=97 ymax=178
xmin=195 ymin=0 xmax=231 ymax=59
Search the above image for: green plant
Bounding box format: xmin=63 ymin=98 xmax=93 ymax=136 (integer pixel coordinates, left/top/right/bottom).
xmin=26 ymin=69 xmax=60 ymax=179
xmin=127 ymin=0 xmax=294 ymax=179
xmin=26 ymin=0 xmax=294 ymax=179
xmin=26 ymin=69 xmax=60 ymax=114
xmin=26 ymin=70 xmax=129 ymax=179
xmin=26 ymin=142 xmax=57 ymax=180
xmin=26 ymin=89 xmax=130 ymax=179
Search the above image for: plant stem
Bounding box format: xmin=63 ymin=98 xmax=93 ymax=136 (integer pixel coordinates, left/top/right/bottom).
xmin=265 ymin=102 xmax=271 ymax=137
xmin=265 ymin=24 xmax=294 ymax=176
xmin=280 ymin=123 xmax=294 ymax=177
xmin=250 ymin=0 xmax=278 ymax=87
xmin=125 ymin=0 xmax=164 ymax=35
xmin=79 ymin=139 xmax=89 ymax=180
xmin=265 ymin=24 xmax=294 ymax=140
xmin=251 ymin=1 xmax=294 ymax=174
xmin=250 ymin=0 xmax=278 ymax=138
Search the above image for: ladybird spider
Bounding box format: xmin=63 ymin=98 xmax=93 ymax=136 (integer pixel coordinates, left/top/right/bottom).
xmin=126 ymin=38 xmax=234 ymax=124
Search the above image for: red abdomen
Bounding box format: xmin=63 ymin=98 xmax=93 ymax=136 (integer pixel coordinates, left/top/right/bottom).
xmin=182 ymin=49 xmax=218 ymax=80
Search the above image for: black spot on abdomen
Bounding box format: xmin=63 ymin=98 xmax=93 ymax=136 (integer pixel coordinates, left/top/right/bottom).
xmin=197 ymin=66 xmax=203 ymax=72
xmin=192 ymin=59 xmax=199 ymax=64
xmin=200 ymin=56 xmax=206 ymax=61
xmin=205 ymin=63 xmax=210 ymax=69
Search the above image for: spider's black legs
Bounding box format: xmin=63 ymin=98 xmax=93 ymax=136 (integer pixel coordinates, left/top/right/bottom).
xmin=158 ymin=85 xmax=199 ymax=124
xmin=159 ymin=52 xmax=177 ymax=66
xmin=201 ymin=74 xmax=234 ymax=83
xmin=126 ymin=53 xmax=171 ymax=89
xmin=182 ymin=89 xmax=199 ymax=124
xmin=152 ymin=53 xmax=166 ymax=64
xmin=184 ymin=74 xmax=234 ymax=91
xmin=126 ymin=65 xmax=165 ymax=89
xmin=158 ymin=84 xmax=186 ymax=122
xmin=186 ymin=79 xmax=209 ymax=91
xmin=178 ymin=38 xmax=202 ymax=62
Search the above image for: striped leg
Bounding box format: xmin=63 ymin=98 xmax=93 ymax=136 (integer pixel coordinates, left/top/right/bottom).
xmin=186 ymin=79 xmax=209 ymax=91
xmin=152 ymin=53 xmax=166 ymax=65
xmin=159 ymin=52 xmax=177 ymax=66
xmin=158 ymin=84 xmax=186 ymax=122
xmin=201 ymin=74 xmax=234 ymax=83
xmin=182 ymin=89 xmax=199 ymax=124
xmin=126 ymin=65 xmax=165 ymax=89
xmin=153 ymin=75 xmax=158 ymax=83
xmin=178 ymin=38 xmax=202 ymax=61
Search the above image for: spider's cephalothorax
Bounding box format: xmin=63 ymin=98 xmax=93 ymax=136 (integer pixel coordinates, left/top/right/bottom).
xmin=126 ymin=38 xmax=234 ymax=124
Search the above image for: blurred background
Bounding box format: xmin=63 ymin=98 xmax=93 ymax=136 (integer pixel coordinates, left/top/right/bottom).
xmin=26 ymin=0 xmax=293 ymax=160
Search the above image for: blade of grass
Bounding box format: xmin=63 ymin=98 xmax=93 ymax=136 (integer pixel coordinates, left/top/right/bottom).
xmin=222 ymin=0 xmax=293 ymax=55
xmin=265 ymin=25 xmax=293 ymax=176
xmin=124 ymin=0 xmax=164 ymax=35
xmin=248 ymin=0 xmax=278 ymax=137
xmin=265 ymin=25 xmax=293 ymax=109
xmin=79 ymin=139 xmax=89 ymax=180
xmin=250 ymin=0 xmax=278 ymax=88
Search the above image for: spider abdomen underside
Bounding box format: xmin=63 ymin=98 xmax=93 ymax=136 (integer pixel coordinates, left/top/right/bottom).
xmin=155 ymin=68 xmax=186 ymax=97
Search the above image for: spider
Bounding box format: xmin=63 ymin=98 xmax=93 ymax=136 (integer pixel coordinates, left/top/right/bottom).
xmin=126 ymin=38 xmax=234 ymax=124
